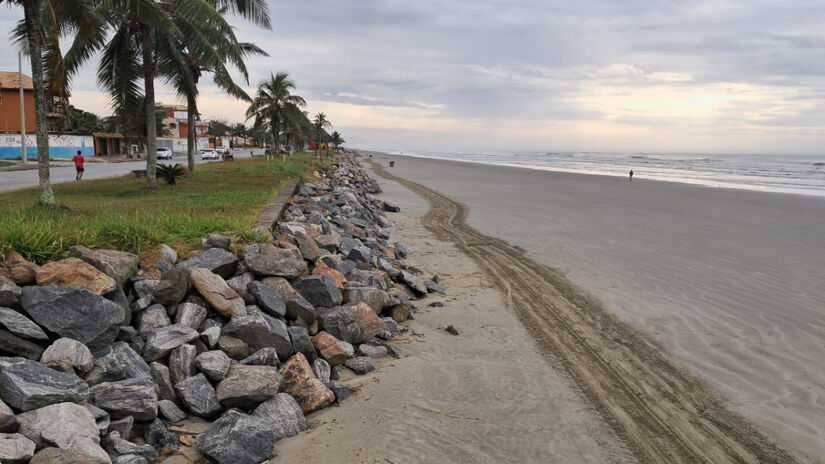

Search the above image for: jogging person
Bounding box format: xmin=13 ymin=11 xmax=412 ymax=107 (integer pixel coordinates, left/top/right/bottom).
xmin=73 ymin=150 xmax=85 ymax=181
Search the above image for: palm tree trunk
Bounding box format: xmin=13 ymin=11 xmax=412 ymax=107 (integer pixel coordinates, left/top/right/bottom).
xmin=273 ymin=116 xmax=280 ymax=153
xmin=142 ymin=27 xmax=157 ymax=188
xmin=187 ymin=93 xmax=196 ymax=176
xmin=22 ymin=0 xmax=55 ymax=205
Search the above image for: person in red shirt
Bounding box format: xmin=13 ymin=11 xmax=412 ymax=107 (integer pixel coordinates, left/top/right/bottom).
xmin=73 ymin=150 xmax=85 ymax=181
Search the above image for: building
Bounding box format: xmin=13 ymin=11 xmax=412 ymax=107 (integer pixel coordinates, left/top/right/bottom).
xmin=0 ymin=71 xmax=35 ymax=134
xmin=159 ymin=104 xmax=210 ymax=153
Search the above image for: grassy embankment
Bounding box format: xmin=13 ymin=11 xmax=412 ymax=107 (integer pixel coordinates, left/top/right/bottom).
xmin=0 ymin=161 xmax=15 ymax=168
xmin=0 ymin=152 xmax=327 ymax=263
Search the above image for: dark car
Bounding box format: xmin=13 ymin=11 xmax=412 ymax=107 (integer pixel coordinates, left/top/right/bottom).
xmin=264 ymin=148 xmax=275 ymax=155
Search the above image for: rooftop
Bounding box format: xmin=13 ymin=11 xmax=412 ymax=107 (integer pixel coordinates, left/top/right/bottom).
xmin=0 ymin=71 xmax=34 ymax=91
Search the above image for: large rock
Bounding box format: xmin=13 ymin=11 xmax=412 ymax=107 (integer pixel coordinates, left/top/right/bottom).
xmin=16 ymin=403 xmax=102 ymax=459
xmin=0 ymin=433 xmax=36 ymax=463
xmin=157 ymin=400 xmax=187 ymax=423
xmin=0 ymin=360 xmax=89 ymax=411
xmin=85 ymin=342 xmax=151 ymax=385
xmin=246 ymin=281 xmax=286 ymax=318
xmin=251 ymin=393 xmax=308 ymax=440
xmin=40 ymin=338 xmax=94 ymax=375
xmin=293 ymin=275 xmax=341 ymax=307
xmin=311 ymin=266 xmax=347 ymax=289
xmin=196 ymin=410 xmax=276 ymax=464
xmin=173 ymin=374 xmax=222 ymax=419
xmin=216 ymin=336 xmax=249 ymax=360
xmin=261 ymin=277 xmax=318 ymax=324
xmin=0 ymin=399 xmax=15 ymax=432
xmin=399 ymin=270 xmax=428 ymax=295
xmin=142 ymin=324 xmax=199 ymax=362
xmin=202 ymin=233 xmax=232 ymax=251
xmin=342 ymin=286 xmax=391 ymax=312
xmin=36 ymin=258 xmax=117 ymax=295
xmin=174 ymin=302 xmax=207 ymax=330
xmin=90 ymin=377 xmax=157 ymax=421
xmin=216 ymin=365 xmax=282 ymax=409
xmin=225 ymin=272 xmax=255 ymax=294
xmin=168 ymin=344 xmax=197 ymax=385
xmin=221 ymin=311 xmax=293 ymax=359
xmin=67 ymin=246 xmax=140 ymax=288
xmin=149 ymin=363 xmax=175 ymax=402
xmin=318 ymin=306 xmax=362 ymax=344
xmin=20 ymin=286 xmax=125 ymax=350
xmin=194 ymin=351 xmax=231 ymax=382
xmin=179 ymin=248 xmax=239 ymax=279
xmin=345 ymin=356 xmax=375 ymax=375
xmin=136 ymin=304 xmax=170 ymax=335
xmin=104 ymin=431 xmax=157 ymax=462
xmin=240 ymin=348 xmax=279 ymax=367
xmin=0 ymin=277 xmax=22 ymax=307
xmin=188 ymin=268 xmax=246 ymax=318
xmin=293 ymin=231 xmax=322 ymax=261
xmin=243 ymin=247 xmax=307 ymax=278
xmin=0 ymin=329 xmax=45 ymax=360
xmin=287 ymin=326 xmax=317 ymax=363
xmin=310 ymin=332 xmax=348 ymax=367
xmin=29 ymin=447 xmax=102 ymax=464
xmin=1 ymin=250 xmax=38 ymax=285
xmin=279 ymin=353 xmax=335 ymax=414
xmin=152 ymin=267 xmax=190 ymax=306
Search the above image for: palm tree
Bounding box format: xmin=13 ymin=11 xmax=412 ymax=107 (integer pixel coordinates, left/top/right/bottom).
xmin=246 ymin=72 xmax=306 ymax=154
xmin=4 ymin=0 xmax=98 ymax=204
xmin=313 ymin=112 xmax=331 ymax=157
xmin=330 ymin=131 xmax=345 ymax=152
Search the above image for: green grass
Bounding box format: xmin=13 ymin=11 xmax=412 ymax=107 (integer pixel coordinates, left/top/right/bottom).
xmin=0 ymin=161 xmax=15 ymax=168
xmin=0 ymin=152 xmax=328 ymax=263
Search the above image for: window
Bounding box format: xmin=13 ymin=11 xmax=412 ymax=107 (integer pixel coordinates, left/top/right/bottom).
xmin=173 ymin=110 xmax=187 ymax=120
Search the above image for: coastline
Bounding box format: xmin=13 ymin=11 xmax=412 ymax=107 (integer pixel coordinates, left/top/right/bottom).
xmin=365 ymin=151 xmax=825 ymax=463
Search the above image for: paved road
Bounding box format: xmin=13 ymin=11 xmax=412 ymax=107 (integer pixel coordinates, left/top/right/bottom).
xmin=0 ymin=150 xmax=264 ymax=193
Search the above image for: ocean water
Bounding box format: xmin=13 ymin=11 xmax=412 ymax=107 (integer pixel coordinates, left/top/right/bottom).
xmin=385 ymin=150 xmax=825 ymax=198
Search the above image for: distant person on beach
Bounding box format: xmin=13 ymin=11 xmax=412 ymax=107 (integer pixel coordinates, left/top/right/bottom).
xmin=73 ymin=150 xmax=85 ymax=181
xmin=629 ymin=169 xmax=634 ymax=181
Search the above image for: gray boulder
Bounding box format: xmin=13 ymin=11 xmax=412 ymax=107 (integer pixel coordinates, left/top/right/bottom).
xmin=399 ymin=270 xmax=428 ymax=294
xmin=168 ymin=344 xmax=197 ymax=385
xmin=293 ymin=275 xmax=341 ymax=307
xmin=142 ymin=324 xmax=199 ymax=362
xmin=243 ymin=247 xmax=307 ymax=278
xmin=152 ymin=267 xmax=190 ymax=306
xmin=136 ymin=304 xmax=170 ymax=334
xmin=0 ymin=360 xmax=89 ymax=411
xmin=0 ymin=329 xmax=44 ymax=360
xmin=114 ymin=455 xmax=148 ymax=464
xmin=132 ymin=280 xmax=157 ymax=301
xmin=195 ymin=410 xmax=276 ymax=464
xmin=0 ymin=433 xmax=36 ymax=463
xmin=226 ymin=272 xmax=255 ymax=294
xmin=318 ymin=307 xmax=361 ymax=344
xmin=202 ymin=233 xmax=231 ymax=250
xmin=20 ymin=286 xmax=125 ymax=350
xmin=288 ymin=326 xmax=317 ymax=363
xmin=246 ymin=281 xmax=287 ymax=318
xmin=28 ymin=448 xmax=102 ymax=464
xmin=174 ymin=302 xmax=207 ymax=330
xmin=312 ymin=359 xmax=331 ymax=385
xmin=160 ymin=244 xmax=178 ymax=263
xmin=0 ymin=307 xmax=47 ymax=341
xmin=240 ymin=348 xmax=279 ymax=367
xmin=251 ymin=393 xmax=308 ymax=440
xmin=67 ymin=246 xmax=140 ymax=287
xmin=106 ymin=416 xmax=132 ymax=439
xmin=40 ymin=338 xmax=94 ymax=375
xmin=0 ymin=276 xmax=23 ymax=306
xmin=201 ymin=325 xmax=221 ymax=349
xmin=345 ymin=356 xmax=375 ymax=375
xmin=90 ymin=377 xmax=157 ymax=421
xmin=179 ymin=248 xmax=239 ymax=279
xmin=149 ymin=363 xmax=175 ymax=402
xmin=104 ymin=431 xmax=157 ymax=461
xmin=261 ymin=277 xmax=317 ymax=324
xmin=174 ymin=374 xmax=222 ymax=419
xmin=194 ymin=351 xmax=231 ymax=382
xmin=216 ymin=336 xmax=249 ymax=360
xmin=16 ymin=403 xmax=108 ymax=463
xmin=157 ymin=400 xmax=187 ymax=423
xmin=342 ymin=286 xmax=390 ymax=312
xmin=215 ymin=365 xmax=282 ymax=409
xmin=0 ymin=399 xmax=15 ymax=432
xmin=85 ymin=342 xmax=151 ymax=385
xmin=221 ymin=311 xmax=293 ymax=359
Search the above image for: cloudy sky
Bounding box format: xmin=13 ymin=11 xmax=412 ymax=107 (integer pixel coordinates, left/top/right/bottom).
xmin=2 ymin=0 xmax=825 ymax=154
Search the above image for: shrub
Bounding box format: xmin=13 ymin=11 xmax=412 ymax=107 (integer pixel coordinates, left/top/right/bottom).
xmin=157 ymin=163 xmax=187 ymax=185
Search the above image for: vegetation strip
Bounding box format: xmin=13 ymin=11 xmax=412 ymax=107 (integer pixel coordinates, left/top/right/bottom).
xmin=368 ymin=158 xmax=798 ymax=464
xmin=254 ymin=178 xmax=301 ymax=233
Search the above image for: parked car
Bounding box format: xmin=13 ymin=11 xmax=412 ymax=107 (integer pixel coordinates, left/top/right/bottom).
xmin=264 ymin=147 xmax=275 ymax=155
xmin=217 ymin=146 xmax=230 ymax=155
xmin=156 ymin=147 xmax=173 ymax=160
xmin=201 ymin=149 xmax=219 ymax=160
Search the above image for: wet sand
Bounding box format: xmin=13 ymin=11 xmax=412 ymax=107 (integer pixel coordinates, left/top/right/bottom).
xmin=368 ymin=153 xmax=825 ymax=463
xmin=273 ymin=158 xmax=636 ymax=463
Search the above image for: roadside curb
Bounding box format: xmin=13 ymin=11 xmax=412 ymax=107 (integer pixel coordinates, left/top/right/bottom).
xmin=254 ymin=177 xmax=300 ymax=233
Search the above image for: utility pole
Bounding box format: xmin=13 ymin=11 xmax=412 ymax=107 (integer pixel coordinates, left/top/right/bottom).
xmin=19 ymin=51 xmax=27 ymax=163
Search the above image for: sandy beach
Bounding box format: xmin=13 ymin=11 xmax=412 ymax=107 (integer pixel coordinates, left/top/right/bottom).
xmin=360 ymin=153 xmax=825 ymax=463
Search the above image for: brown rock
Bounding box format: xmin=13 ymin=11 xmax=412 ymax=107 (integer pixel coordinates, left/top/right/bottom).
xmin=29 ymin=447 xmax=101 ymax=464
xmin=311 ymin=266 xmax=346 ymax=289
xmin=348 ymin=301 xmax=386 ymax=342
xmin=1 ymin=250 xmax=38 ymax=285
xmin=217 ymin=336 xmax=250 ymax=360
xmin=390 ymin=304 xmax=410 ymax=323
xmin=310 ymin=332 xmax=347 ymax=366
xmin=35 ymin=258 xmax=117 ymax=295
xmin=279 ymin=353 xmax=335 ymax=414
xmin=0 ymin=329 xmax=44 ymax=360
xmin=188 ymin=268 xmax=246 ymax=318
xmin=380 ymin=246 xmax=396 ymax=259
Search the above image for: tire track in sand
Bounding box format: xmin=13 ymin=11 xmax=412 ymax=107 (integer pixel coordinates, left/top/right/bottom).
xmin=368 ymin=158 xmax=799 ymax=464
